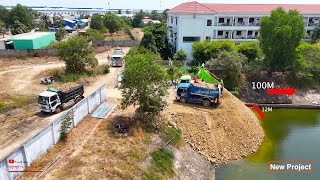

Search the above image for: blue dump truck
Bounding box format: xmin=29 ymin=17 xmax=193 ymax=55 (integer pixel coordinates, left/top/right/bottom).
xmin=176 ymin=82 xmax=221 ymax=107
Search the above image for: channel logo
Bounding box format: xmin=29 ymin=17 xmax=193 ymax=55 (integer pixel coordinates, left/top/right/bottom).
xmin=8 ymin=159 xmax=14 ymax=164
xmin=268 ymin=160 xmax=313 ymax=173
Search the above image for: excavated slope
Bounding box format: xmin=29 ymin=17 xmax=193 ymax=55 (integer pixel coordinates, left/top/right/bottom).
xmin=165 ymin=89 xmax=264 ymax=164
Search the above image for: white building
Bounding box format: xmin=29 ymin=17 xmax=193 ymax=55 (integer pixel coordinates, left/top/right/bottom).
xmin=167 ymin=1 xmax=320 ymax=60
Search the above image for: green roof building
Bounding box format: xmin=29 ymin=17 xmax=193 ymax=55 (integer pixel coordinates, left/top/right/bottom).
xmin=9 ymin=32 xmax=56 ymax=50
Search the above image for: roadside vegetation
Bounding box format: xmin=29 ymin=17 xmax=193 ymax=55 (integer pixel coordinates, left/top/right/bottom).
xmin=0 ymin=95 xmax=34 ymax=112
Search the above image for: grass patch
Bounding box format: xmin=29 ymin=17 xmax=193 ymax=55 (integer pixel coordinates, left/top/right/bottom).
xmin=57 ymin=73 xmax=81 ymax=83
xmin=159 ymin=124 xmax=182 ymax=145
xmin=151 ymin=148 xmax=174 ymax=175
xmin=143 ymin=171 xmax=161 ymax=180
xmin=0 ymin=96 xmax=34 ymax=112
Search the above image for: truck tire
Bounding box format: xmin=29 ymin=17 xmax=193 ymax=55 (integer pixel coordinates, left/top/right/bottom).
xmin=202 ymin=99 xmax=211 ymax=107
xmin=75 ymin=97 xmax=82 ymax=103
xmin=180 ymin=98 xmax=187 ymax=103
xmin=55 ymin=106 xmax=62 ymax=114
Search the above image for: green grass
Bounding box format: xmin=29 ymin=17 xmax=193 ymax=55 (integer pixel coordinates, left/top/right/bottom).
xmin=143 ymin=171 xmax=161 ymax=180
xmin=57 ymin=73 xmax=81 ymax=83
xmin=151 ymin=148 xmax=174 ymax=175
xmin=0 ymin=96 xmax=34 ymax=112
xmin=159 ymin=124 xmax=182 ymax=145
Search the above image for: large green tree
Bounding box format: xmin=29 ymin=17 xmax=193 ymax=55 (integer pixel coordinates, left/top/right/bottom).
xmin=237 ymin=42 xmax=263 ymax=61
xmin=53 ymin=36 xmax=98 ymax=74
xmin=9 ymin=4 xmax=36 ymax=31
xmin=90 ymin=13 xmax=104 ymax=30
xmin=132 ymin=12 xmax=144 ymax=28
xmin=0 ymin=6 xmax=10 ymax=27
xmin=206 ymin=51 xmax=247 ymax=90
xmin=259 ymin=7 xmax=305 ymax=72
xmin=103 ymin=13 xmax=126 ymax=33
xmin=120 ymin=48 xmax=167 ymax=120
xmin=141 ymin=23 xmax=172 ymax=59
xmin=173 ymin=49 xmax=187 ymax=61
xmin=0 ymin=20 xmax=6 ymax=38
xmin=11 ymin=20 xmax=29 ymax=35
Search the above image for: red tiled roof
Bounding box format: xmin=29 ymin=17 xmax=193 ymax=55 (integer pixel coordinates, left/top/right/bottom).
xmin=168 ymin=1 xmax=216 ymax=14
xmin=168 ymin=1 xmax=320 ymax=14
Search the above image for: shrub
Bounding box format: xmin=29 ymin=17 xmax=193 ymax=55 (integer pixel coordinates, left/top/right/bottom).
xmin=103 ymin=64 xmax=110 ymax=74
xmin=237 ymin=42 xmax=263 ymax=61
xmin=60 ymin=114 xmax=73 ymax=141
xmin=57 ymin=73 xmax=80 ymax=82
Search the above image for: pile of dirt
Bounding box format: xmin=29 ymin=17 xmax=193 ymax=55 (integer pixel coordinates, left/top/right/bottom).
xmin=164 ymin=90 xmax=264 ymax=165
xmin=50 ymin=82 xmax=81 ymax=92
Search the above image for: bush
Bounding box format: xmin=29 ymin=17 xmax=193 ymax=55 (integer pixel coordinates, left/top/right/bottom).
xmin=237 ymin=42 xmax=263 ymax=61
xmin=86 ymin=29 xmax=105 ymax=40
xmin=103 ymin=64 xmax=110 ymax=74
xmin=160 ymin=124 xmax=182 ymax=145
xmin=57 ymin=73 xmax=80 ymax=82
xmin=151 ymin=148 xmax=174 ymax=175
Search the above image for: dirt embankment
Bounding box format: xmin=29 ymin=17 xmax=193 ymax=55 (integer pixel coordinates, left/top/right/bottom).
xmin=165 ymin=89 xmax=264 ymax=165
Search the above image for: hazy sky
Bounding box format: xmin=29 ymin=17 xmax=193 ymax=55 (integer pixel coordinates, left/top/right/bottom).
xmin=1 ymin=0 xmax=320 ymax=10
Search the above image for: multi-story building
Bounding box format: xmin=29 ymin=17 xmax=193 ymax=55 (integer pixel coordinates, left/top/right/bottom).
xmin=167 ymin=1 xmax=320 ymax=60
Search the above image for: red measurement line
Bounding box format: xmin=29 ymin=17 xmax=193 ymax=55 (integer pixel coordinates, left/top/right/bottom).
xmin=252 ymin=105 xmax=266 ymax=120
xmin=9 ymin=170 xmax=42 ymax=172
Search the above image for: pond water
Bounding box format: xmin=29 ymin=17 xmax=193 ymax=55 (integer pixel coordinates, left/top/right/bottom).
xmin=216 ymin=109 xmax=320 ymax=180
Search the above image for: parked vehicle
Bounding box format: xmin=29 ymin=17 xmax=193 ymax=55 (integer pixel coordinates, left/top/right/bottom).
xmin=41 ymin=76 xmax=54 ymax=85
xmin=176 ymin=82 xmax=221 ymax=107
xmin=111 ymin=54 xmax=123 ymax=67
xmin=179 ymin=75 xmax=191 ymax=83
xmin=38 ymin=85 xmax=84 ymax=113
xmin=114 ymin=48 xmax=124 ymax=55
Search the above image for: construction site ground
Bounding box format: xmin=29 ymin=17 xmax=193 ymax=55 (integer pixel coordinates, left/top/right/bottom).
xmin=19 ymin=85 xmax=264 ymax=179
xmin=0 ymin=47 xmax=130 ymax=160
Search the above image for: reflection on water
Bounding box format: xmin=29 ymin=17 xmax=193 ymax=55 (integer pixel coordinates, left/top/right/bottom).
xmin=216 ymin=109 xmax=320 ymax=180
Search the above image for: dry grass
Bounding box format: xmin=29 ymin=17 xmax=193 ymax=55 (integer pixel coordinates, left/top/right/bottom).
xmin=104 ymin=31 xmax=132 ymax=41
xmin=130 ymin=28 xmax=144 ymax=41
xmin=93 ymin=46 xmax=112 ymax=54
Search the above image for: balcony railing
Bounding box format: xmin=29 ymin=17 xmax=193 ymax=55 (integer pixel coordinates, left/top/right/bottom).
xmin=218 ymin=22 xmax=232 ymax=26
xmin=235 ymin=22 xmax=246 ymax=26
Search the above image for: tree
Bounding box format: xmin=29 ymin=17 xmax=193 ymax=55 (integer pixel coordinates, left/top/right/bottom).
xmin=103 ymin=13 xmax=125 ymax=33
xmin=90 ymin=13 xmax=104 ymax=30
xmin=11 ymin=20 xmax=29 ymax=35
xmin=173 ymin=49 xmax=187 ymax=61
xmin=120 ymin=50 xmax=167 ymax=120
xmin=259 ymin=7 xmax=305 ymax=72
xmin=55 ymin=26 xmax=67 ymax=41
xmin=0 ymin=20 xmax=6 ymax=38
xmin=53 ymin=36 xmax=98 ymax=74
xmin=206 ymin=51 xmax=247 ymax=90
xmin=141 ymin=31 xmax=157 ymax=52
xmin=142 ymin=23 xmax=172 ymax=59
xmin=9 ymin=4 xmax=35 ymax=31
xmin=237 ymin=42 xmax=263 ymax=61
xmin=0 ymin=6 xmax=10 ymax=27
xmin=132 ymin=12 xmax=144 ymax=28
xmin=311 ymin=24 xmax=320 ymax=43
xmin=166 ymin=59 xmax=187 ymax=84
xmin=40 ymin=14 xmax=52 ymax=29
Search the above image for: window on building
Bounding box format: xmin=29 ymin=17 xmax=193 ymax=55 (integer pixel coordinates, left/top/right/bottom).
xmin=236 ymin=31 xmax=241 ymax=36
xmin=183 ymin=37 xmax=201 ymax=42
xmin=249 ymin=18 xmax=254 ymax=23
xmin=207 ymin=20 xmax=212 ymax=26
xmin=176 ymin=18 xmax=178 ymax=25
xmin=171 ymin=17 xmax=173 ymax=24
xmin=238 ymin=18 xmax=243 ymax=23
xmin=248 ymin=31 xmax=253 ymax=35
xmin=219 ymin=18 xmax=224 ymax=23
xmin=206 ymin=36 xmax=211 ymax=41
xmin=218 ymin=31 xmax=223 ymax=36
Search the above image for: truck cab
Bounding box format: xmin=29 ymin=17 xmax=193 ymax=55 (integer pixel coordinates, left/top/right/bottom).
xmin=38 ymin=91 xmax=61 ymax=113
xmin=111 ymin=54 xmax=123 ymax=67
xmin=179 ymin=75 xmax=191 ymax=83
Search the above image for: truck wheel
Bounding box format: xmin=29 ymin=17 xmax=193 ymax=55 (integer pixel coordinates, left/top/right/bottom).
xmin=75 ymin=97 xmax=82 ymax=103
xmin=55 ymin=106 xmax=62 ymax=114
xmin=180 ymin=98 xmax=187 ymax=103
xmin=202 ymin=99 xmax=211 ymax=107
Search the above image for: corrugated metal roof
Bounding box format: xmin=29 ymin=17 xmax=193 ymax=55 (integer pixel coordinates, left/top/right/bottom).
xmin=168 ymin=1 xmax=320 ymax=14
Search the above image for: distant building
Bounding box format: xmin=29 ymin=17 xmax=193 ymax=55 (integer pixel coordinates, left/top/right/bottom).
xmin=167 ymin=1 xmax=320 ymax=60
xmin=8 ymin=32 xmax=56 ymax=50
xmin=141 ymin=17 xmax=161 ymax=26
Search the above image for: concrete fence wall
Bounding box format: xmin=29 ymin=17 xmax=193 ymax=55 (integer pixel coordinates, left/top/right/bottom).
xmin=0 ymin=85 xmax=107 ymax=180
xmin=0 ymin=49 xmax=57 ymax=58
xmin=93 ymin=40 xmax=140 ymax=47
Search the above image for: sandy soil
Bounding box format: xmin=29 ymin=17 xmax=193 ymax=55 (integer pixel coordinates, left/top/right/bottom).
xmin=165 ymin=87 xmax=264 ymax=164
xmin=0 ymin=47 xmax=130 ymax=159
xmin=130 ymin=28 xmax=144 ymax=41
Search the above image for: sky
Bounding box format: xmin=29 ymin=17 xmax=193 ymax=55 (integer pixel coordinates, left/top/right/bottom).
xmin=1 ymin=0 xmax=320 ymax=10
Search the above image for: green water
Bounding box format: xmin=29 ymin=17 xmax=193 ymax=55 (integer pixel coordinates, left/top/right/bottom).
xmin=216 ymin=109 xmax=320 ymax=180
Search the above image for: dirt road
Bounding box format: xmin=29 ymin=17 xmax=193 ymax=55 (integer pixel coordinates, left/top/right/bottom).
xmin=0 ymin=47 xmax=130 ymax=159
